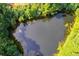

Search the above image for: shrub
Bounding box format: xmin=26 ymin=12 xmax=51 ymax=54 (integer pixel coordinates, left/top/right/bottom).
xmin=12 ymin=3 xmax=62 ymax=22
xmin=0 ymin=4 xmax=23 ymax=56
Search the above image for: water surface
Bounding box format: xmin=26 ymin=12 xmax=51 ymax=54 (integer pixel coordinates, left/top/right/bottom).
xmin=13 ymin=13 xmax=72 ymax=56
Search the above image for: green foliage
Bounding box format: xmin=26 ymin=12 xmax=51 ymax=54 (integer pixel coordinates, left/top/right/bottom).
xmin=0 ymin=4 xmax=22 ymax=56
xmin=19 ymin=16 xmax=24 ymax=22
xmin=61 ymin=3 xmax=79 ymax=14
xmin=56 ymin=8 xmax=79 ymax=56
xmin=11 ymin=3 xmax=79 ymax=22
xmin=12 ymin=3 xmax=62 ymax=22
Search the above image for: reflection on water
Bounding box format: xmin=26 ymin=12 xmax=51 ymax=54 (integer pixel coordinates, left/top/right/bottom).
xmin=13 ymin=13 xmax=73 ymax=56
xmin=13 ymin=23 xmax=43 ymax=56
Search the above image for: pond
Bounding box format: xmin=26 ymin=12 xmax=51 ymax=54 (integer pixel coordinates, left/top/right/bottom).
xmin=13 ymin=13 xmax=73 ymax=56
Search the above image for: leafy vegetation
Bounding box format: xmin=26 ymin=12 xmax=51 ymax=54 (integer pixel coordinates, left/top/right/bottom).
xmin=56 ymin=8 xmax=79 ymax=56
xmin=0 ymin=4 xmax=23 ymax=56
xmin=61 ymin=3 xmax=79 ymax=14
xmin=11 ymin=3 xmax=63 ymax=22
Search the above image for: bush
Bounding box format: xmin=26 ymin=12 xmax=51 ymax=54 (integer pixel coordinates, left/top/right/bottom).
xmin=11 ymin=3 xmax=62 ymax=22
xmin=0 ymin=4 xmax=23 ymax=56
xmin=61 ymin=3 xmax=79 ymax=14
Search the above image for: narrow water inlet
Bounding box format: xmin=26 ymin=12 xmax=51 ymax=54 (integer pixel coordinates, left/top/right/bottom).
xmin=13 ymin=13 xmax=73 ymax=56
